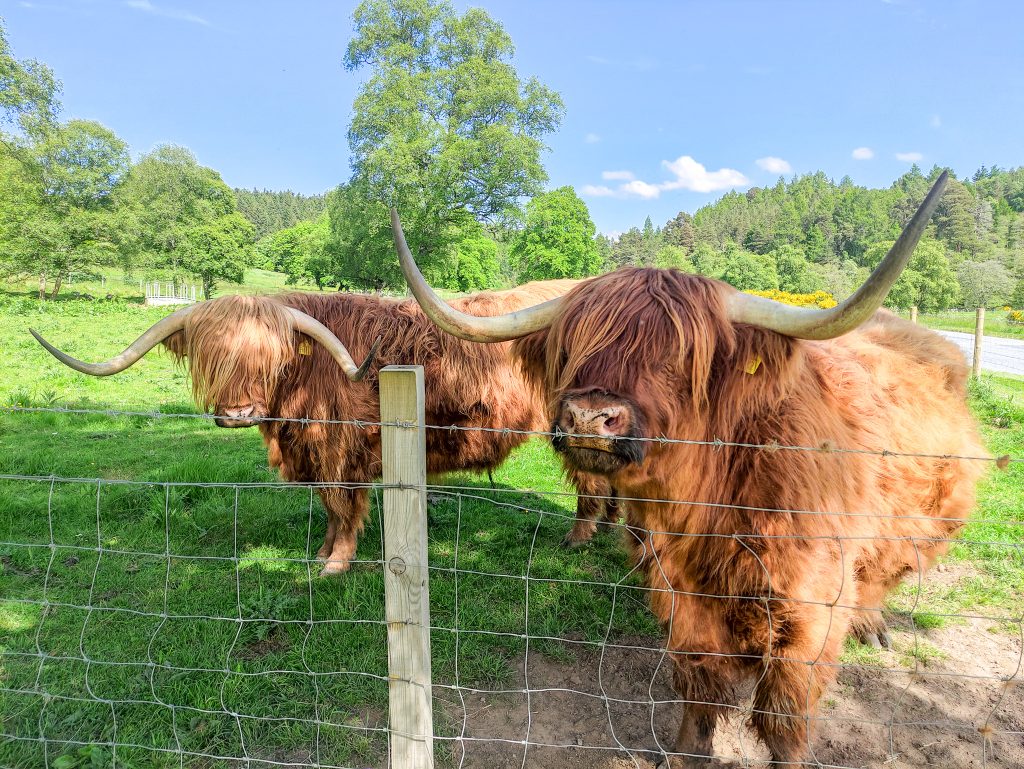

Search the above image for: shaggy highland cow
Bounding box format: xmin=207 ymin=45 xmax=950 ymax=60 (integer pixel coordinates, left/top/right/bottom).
xmin=32 ymin=282 xmax=617 ymax=574
xmin=392 ymin=172 xmax=987 ymax=765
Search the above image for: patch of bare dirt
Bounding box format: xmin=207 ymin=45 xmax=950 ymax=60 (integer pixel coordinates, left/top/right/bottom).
xmin=433 ymin=617 xmax=1024 ymax=769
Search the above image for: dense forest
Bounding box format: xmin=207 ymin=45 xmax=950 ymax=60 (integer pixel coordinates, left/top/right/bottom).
xmin=595 ymin=165 xmax=1024 ymax=310
xmin=233 ymin=189 xmax=327 ymax=240
xmin=2 ymin=3 xmax=1021 ymax=311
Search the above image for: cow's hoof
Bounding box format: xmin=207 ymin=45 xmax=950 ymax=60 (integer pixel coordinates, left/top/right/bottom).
xmin=560 ymin=533 xmax=590 ymax=550
xmin=320 ymin=560 xmax=351 ymax=577
xmin=855 ymin=628 xmax=892 ymax=649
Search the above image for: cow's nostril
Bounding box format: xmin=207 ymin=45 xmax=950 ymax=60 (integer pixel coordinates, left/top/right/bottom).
xmin=604 ymin=414 xmax=619 ymax=432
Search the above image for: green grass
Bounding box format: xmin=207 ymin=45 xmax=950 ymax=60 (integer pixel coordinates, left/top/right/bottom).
xmin=1 ymin=294 xmax=1022 ymax=767
xmin=3 ymin=267 xmax=311 ymax=304
xmin=0 ymin=293 xmax=657 ymax=767
xmin=902 ymin=307 xmax=1024 ymax=340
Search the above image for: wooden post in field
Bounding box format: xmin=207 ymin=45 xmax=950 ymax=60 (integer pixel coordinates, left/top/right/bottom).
xmin=910 ymin=305 xmax=918 ymax=324
xmin=379 ymin=365 xmax=434 ymax=768
xmin=973 ymin=307 xmax=985 ymax=380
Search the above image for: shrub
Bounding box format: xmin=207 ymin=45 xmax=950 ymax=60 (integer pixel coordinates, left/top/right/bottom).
xmin=744 ymin=289 xmax=838 ymax=309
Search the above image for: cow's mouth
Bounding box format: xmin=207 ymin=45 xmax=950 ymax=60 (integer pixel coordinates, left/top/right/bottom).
xmin=214 ymin=405 xmax=262 ymax=428
xmin=552 ymin=427 xmax=645 ymax=475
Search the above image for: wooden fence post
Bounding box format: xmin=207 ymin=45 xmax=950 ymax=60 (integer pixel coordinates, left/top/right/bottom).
xmin=910 ymin=306 xmax=918 ymax=324
xmin=379 ymin=365 xmax=434 ymax=768
xmin=973 ymin=307 xmax=985 ymax=380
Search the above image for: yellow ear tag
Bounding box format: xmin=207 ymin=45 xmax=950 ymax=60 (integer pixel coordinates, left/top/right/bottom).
xmin=298 ymin=339 xmax=313 ymax=356
xmin=743 ymin=354 xmax=763 ymax=375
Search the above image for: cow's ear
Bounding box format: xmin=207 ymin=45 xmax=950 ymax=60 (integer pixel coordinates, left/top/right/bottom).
xmin=162 ymin=330 xmax=186 ymax=360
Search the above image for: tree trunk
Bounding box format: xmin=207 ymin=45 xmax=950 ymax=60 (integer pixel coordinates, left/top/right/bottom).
xmin=203 ymin=276 xmax=213 ymax=300
xmin=49 ymin=273 xmax=63 ymax=299
xmin=38 ymin=271 xmax=46 ymax=300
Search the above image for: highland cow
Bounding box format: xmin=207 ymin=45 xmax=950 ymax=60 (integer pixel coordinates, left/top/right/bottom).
xmin=32 ymin=282 xmax=617 ymax=574
xmin=392 ymin=172 xmax=987 ymax=765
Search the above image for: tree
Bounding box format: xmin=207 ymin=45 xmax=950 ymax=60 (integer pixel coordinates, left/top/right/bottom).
xmin=863 ymin=237 xmax=959 ymax=311
xmin=343 ymin=0 xmax=563 ymax=278
xmin=324 ymin=182 xmax=402 ymax=291
xmin=691 ymin=242 xmax=726 ymax=279
xmin=654 ymin=244 xmax=694 ymax=272
xmin=180 ymin=211 xmax=255 ymax=298
xmin=771 ymin=244 xmax=817 ymax=293
xmin=663 ymin=210 xmax=695 ymax=253
xmin=934 ymin=176 xmax=980 ymax=258
xmin=509 ymin=186 xmax=600 ymax=281
xmin=257 ymin=216 xmax=333 ymax=289
xmin=0 ymin=20 xmax=60 ymax=139
xmin=451 ymin=224 xmax=502 ymax=291
xmin=0 ymin=119 xmax=129 ymax=297
xmin=720 ymin=243 xmax=779 ymax=291
xmin=956 ymin=259 xmax=1011 ymax=309
xmin=117 ymin=145 xmax=241 ymax=287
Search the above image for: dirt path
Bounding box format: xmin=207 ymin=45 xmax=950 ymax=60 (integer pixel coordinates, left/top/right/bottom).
xmin=435 ymin=616 xmax=1024 ymax=769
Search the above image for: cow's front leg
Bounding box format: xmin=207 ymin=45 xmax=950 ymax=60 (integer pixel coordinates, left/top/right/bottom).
xmin=317 ymin=487 xmax=369 ymax=576
xmin=316 ymin=511 xmax=339 ymax=562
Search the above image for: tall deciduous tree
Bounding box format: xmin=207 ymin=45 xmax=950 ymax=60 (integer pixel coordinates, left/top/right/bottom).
xmin=863 ymin=237 xmax=959 ymax=311
xmin=1 ymin=119 xmax=129 ymax=298
xmin=509 ymin=186 xmax=600 ymax=281
xmin=341 ymin=0 xmax=563 ymax=281
xmin=0 ymin=19 xmax=60 ymax=139
xmin=956 ymin=260 xmax=1011 ymax=309
xmin=117 ymin=145 xmax=249 ymax=292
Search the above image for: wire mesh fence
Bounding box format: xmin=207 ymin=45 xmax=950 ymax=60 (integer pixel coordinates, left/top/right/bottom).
xmin=2 ymin=378 xmax=1023 ymax=768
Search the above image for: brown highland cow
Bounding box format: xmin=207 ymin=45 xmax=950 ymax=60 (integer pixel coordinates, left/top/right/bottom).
xmin=393 ymin=172 xmax=988 ymax=765
xmin=32 ymin=281 xmax=617 ymax=574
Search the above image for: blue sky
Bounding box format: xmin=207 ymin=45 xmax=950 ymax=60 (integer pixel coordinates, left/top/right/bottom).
xmin=4 ymin=0 xmax=1023 ymax=234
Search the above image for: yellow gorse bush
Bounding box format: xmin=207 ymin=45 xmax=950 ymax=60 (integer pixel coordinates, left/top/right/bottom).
xmin=1007 ymin=309 xmax=1024 ymax=323
xmin=744 ymin=289 xmax=838 ymax=309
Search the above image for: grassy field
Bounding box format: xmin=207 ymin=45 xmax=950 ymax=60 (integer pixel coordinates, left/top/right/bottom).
xmin=7 ymin=267 xmax=312 ymax=304
xmin=900 ymin=307 xmax=1024 ymax=340
xmin=1 ymin=294 xmax=1022 ymax=768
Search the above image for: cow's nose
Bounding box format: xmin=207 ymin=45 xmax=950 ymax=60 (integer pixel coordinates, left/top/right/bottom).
xmin=564 ymin=403 xmax=631 ymax=437
xmin=223 ymin=405 xmax=255 ymax=419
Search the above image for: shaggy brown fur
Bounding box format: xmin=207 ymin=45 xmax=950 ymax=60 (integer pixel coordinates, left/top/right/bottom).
xmin=162 ymin=281 xmax=615 ymax=573
xmin=510 ymin=267 xmax=986 ymax=766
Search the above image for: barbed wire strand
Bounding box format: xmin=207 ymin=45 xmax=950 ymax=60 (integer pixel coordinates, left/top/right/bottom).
xmin=1 ymin=403 xmax=1015 ymax=465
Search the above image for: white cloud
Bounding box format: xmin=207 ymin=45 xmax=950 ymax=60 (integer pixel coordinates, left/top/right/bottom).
xmin=851 ymin=147 xmax=874 ymax=160
xmin=895 ymin=151 xmax=923 ymax=162
xmin=930 ymin=115 xmax=942 ymax=129
xmin=755 ymin=156 xmax=792 ymax=174
xmin=620 ymin=179 xmax=662 ymax=199
xmin=124 ymin=0 xmax=210 ymax=26
xmin=582 ymin=156 xmax=748 ymax=201
xmin=584 ymin=132 xmax=601 ymax=144
xmin=660 ymin=156 xmax=749 ymax=194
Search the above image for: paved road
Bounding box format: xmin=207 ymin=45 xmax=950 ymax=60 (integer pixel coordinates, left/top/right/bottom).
xmin=934 ymin=330 xmax=1024 ymax=376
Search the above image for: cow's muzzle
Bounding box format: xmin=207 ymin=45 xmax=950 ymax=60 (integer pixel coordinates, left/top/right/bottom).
xmin=214 ymin=405 xmax=260 ymax=428
xmin=552 ymin=394 xmax=647 ymax=475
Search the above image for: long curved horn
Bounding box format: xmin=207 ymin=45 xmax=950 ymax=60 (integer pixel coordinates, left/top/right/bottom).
xmin=30 ymin=303 xmax=198 ymax=376
xmin=286 ymin=308 xmax=378 ymax=381
xmin=726 ymin=171 xmax=949 ymax=339
xmin=32 ymin=303 xmax=377 ymax=382
xmin=391 ymin=208 xmax=565 ymax=342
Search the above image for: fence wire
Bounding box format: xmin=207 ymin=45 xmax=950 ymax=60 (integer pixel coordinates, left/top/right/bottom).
xmin=2 ymin=408 xmax=1023 ymax=768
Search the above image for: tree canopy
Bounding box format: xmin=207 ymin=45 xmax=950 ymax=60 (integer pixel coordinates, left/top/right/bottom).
xmin=330 ymin=0 xmax=564 ymax=290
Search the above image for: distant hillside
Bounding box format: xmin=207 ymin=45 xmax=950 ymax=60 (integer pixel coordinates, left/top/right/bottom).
xmin=234 ymin=188 xmax=329 ymax=239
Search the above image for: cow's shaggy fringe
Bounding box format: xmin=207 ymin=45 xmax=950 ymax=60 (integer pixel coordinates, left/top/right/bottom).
xmin=162 ymin=281 xmax=613 ymax=572
xmin=165 ymin=296 xmax=295 ymax=412
xmin=513 ymin=267 xmax=987 ymax=766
